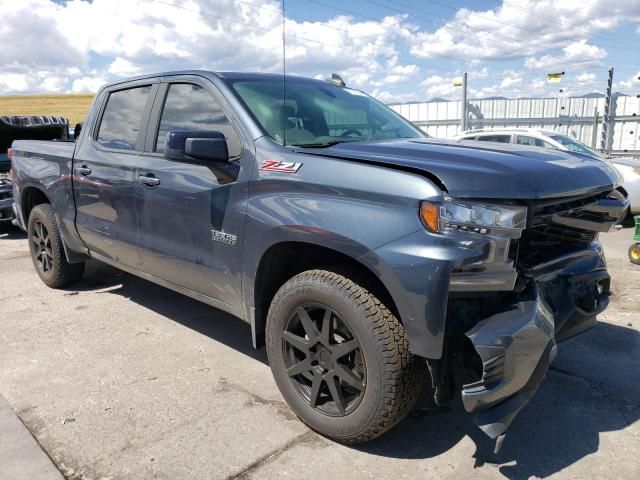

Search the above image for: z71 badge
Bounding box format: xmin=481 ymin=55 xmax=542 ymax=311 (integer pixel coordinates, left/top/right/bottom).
xmin=259 ymin=160 xmax=302 ymax=173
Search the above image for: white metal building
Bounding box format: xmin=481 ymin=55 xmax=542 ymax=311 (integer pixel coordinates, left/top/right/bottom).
xmin=389 ymin=95 xmax=640 ymax=154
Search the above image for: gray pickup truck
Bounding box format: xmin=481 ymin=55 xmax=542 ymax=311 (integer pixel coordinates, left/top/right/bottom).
xmin=10 ymin=71 xmax=628 ymax=449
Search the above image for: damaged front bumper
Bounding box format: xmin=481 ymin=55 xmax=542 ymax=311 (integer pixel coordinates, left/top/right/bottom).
xmin=462 ymin=282 xmax=557 ymax=440
xmin=460 ymin=242 xmax=611 ymax=445
xmin=367 ymin=188 xmax=626 ymax=450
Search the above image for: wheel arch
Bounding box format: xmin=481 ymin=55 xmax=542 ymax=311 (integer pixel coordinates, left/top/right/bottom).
xmin=20 ymin=185 xmax=50 ymax=222
xmin=21 ymin=186 xmax=87 ymax=264
xmin=251 ymin=241 xmax=401 ymax=349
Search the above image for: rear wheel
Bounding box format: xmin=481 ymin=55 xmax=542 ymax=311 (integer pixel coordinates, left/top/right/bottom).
xmin=629 ymin=243 xmax=640 ymax=265
xmin=266 ymin=269 xmax=423 ymax=443
xmin=28 ymin=204 xmax=84 ymax=288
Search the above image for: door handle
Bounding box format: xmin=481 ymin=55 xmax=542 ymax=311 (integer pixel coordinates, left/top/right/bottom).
xmin=78 ymin=165 xmax=92 ymax=176
xmin=138 ymin=174 xmax=160 ymax=187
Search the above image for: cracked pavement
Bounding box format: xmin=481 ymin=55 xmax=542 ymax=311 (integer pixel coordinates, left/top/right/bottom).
xmin=0 ymin=227 xmax=639 ymax=479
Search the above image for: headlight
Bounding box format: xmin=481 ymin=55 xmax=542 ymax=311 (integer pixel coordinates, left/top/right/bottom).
xmin=420 ymin=198 xmax=527 ymax=234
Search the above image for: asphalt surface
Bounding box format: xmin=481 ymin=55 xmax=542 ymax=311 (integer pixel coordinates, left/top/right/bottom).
xmin=0 ymin=226 xmax=639 ymax=480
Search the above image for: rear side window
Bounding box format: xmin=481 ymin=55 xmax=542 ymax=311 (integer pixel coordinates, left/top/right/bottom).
xmin=477 ymin=134 xmax=511 ymax=143
xmin=96 ymin=86 xmax=152 ymax=151
xmin=154 ymin=83 xmax=242 ymax=158
xmin=516 ymin=135 xmax=538 ymax=146
xmin=516 ymin=135 xmax=555 ymax=149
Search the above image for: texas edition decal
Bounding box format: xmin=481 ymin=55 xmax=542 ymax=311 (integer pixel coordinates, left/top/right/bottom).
xmin=211 ymin=229 xmax=237 ymax=246
xmin=259 ymin=160 xmax=302 ymax=173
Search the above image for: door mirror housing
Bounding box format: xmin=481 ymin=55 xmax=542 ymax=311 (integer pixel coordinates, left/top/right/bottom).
xmin=164 ymin=130 xmax=229 ymax=163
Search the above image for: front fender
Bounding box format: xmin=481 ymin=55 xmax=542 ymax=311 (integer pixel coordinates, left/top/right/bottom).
xmin=358 ymin=229 xmax=490 ymax=359
xmin=243 ymin=142 xmax=453 ymax=349
xmin=242 ymin=222 xmax=384 ymax=324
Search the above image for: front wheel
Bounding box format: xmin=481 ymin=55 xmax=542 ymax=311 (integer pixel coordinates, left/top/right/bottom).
xmin=266 ymin=269 xmax=423 ymax=443
xmin=28 ymin=204 xmax=84 ymax=288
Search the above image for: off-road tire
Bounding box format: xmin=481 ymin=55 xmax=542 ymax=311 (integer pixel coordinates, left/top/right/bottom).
xmin=28 ymin=203 xmax=84 ymax=288
xmin=266 ymin=269 xmax=424 ymax=443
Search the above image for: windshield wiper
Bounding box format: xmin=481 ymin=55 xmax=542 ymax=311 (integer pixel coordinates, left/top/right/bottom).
xmin=289 ymin=139 xmax=355 ymax=148
xmin=287 ymin=137 xmax=371 ymax=148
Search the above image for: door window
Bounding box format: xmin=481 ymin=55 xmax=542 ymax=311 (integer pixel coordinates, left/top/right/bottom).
xmin=516 ymin=135 xmax=555 ymax=149
xmin=476 ymin=134 xmax=512 ymax=143
xmin=96 ymin=86 xmax=152 ymax=150
xmin=516 ymin=135 xmax=538 ymax=146
xmin=155 ymin=84 xmax=242 ymax=157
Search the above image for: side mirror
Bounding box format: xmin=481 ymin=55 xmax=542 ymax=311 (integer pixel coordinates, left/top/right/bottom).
xmin=164 ymin=130 xmax=228 ymax=163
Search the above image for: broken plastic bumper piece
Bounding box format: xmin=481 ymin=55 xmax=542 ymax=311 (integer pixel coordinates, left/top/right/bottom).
xmin=460 ymin=253 xmax=612 ymax=455
xmin=461 ymin=282 xmax=557 ymax=440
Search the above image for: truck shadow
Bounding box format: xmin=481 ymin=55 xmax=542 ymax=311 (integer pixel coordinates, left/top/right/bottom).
xmin=0 ymin=227 xmax=27 ymax=239
xmin=77 ymin=259 xmax=269 ymax=364
xmin=356 ymin=320 xmax=640 ymax=478
xmin=76 ymin=260 xmax=639 ymax=478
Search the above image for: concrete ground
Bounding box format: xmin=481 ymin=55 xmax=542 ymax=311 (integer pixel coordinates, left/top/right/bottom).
xmin=0 ymin=393 xmax=63 ymax=480
xmin=0 ymin=227 xmax=639 ymax=480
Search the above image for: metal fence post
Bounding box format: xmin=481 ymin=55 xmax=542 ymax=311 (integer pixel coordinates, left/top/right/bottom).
xmin=460 ymin=72 xmax=468 ymax=132
xmin=600 ymin=67 xmax=614 ymax=152
xmin=591 ymin=107 xmax=599 ymax=148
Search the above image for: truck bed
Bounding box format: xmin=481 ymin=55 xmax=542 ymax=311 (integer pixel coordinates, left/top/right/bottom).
xmin=10 ymin=139 xmax=77 ymax=238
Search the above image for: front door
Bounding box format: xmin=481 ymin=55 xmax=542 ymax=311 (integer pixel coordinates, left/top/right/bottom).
xmin=74 ymin=83 xmax=157 ymax=267
xmin=135 ymin=80 xmax=249 ymax=311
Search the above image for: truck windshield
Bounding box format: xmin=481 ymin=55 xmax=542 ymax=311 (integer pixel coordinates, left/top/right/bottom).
xmin=227 ymin=78 xmax=423 ymax=147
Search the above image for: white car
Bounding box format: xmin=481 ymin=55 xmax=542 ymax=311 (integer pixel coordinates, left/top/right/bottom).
xmin=453 ymin=128 xmax=640 ymax=214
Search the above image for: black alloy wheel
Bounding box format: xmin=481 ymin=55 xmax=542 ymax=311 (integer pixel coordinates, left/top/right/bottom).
xmin=281 ymin=304 xmax=366 ymax=416
xmin=31 ymin=219 xmax=54 ymax=274
xmin=266 ymin=269 xmax=424 ymax=443
xmin=27 ymin=203 xmax=84 ymax=288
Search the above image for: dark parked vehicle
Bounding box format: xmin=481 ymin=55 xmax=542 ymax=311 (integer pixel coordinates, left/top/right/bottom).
xmin=0 ymin=116 xmax=69 ymax=228
xmin=0 ymin=173 xmax=12 ymax=228
xmin=10 ymin=71 xmax=628 ymax=449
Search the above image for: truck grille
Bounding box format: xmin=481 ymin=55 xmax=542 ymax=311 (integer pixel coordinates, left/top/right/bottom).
xmin=516 ymin=189 xmax=627 ymax=268
xmin=517 ymin=225 xmax=597 ymax=267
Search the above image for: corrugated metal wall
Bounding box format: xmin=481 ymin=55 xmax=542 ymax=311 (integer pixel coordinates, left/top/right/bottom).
xmin=389 ymin=95 xmax=640 ymax=153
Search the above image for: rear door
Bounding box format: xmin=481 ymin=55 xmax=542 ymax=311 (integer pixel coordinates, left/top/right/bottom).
xmin=73 ymin=81 xmax=158 ymax=267
xmin=134 ymin=77 xmax=250 ymax=311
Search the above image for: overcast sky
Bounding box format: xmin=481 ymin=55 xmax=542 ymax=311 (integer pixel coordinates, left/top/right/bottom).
xmin=1 ymin=0 xmax=639 ymax=101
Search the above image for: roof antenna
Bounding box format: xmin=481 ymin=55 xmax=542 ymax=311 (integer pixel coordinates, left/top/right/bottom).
xmin=281 ymin=0 xmax=286 ymax=146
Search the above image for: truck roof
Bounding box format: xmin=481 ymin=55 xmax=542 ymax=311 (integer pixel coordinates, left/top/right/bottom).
xmin=102 ymin=70 xmax=332 ymax=90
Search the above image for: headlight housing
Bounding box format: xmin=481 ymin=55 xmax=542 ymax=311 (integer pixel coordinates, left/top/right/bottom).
xmin=420 ymin=197 xmax=527 ymax=234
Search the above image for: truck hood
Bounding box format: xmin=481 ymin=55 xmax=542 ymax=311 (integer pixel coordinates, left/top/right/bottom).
xmin=296 ymin=139 xmax=621 ymax=199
